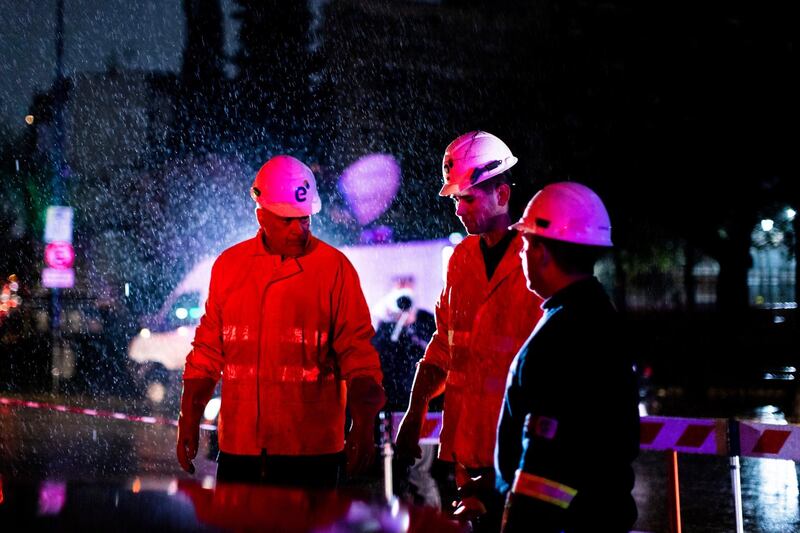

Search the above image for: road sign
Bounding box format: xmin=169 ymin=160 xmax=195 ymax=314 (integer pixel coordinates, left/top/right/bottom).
xmin=42 ymin=268 xmax=74 ymax=289
xmin=44 ymin=206 xmax=74 ymax=243
xmin=44 ymin=242 xmax=75 ymax=269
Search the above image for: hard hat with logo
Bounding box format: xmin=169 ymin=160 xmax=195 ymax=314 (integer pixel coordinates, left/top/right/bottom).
xmin=511 ymin=182 xmax=613 ymax=247
xmin=439 ymin=131 xmax=518 ymax=197
xmin=250 ymin=155 xmax=322 ymax=217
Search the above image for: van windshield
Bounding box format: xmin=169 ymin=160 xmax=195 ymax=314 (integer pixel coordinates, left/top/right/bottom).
xmin=163 ymin=291 xmax=203 ymax=331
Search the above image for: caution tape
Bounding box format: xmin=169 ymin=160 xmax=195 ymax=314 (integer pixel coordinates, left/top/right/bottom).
xmin=0 ymin=396 xmax=217 ymax=431
xmin=6 ymin=396 xmax=800 ymax=461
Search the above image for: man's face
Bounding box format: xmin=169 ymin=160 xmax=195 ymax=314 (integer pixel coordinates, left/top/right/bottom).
xmin=451 ymin=184 xmax=504 ymax=235
xmin=256 ymin=208 xmax=311 ymax=257
xmin=520 ymin=233 xmax=544 ymax=296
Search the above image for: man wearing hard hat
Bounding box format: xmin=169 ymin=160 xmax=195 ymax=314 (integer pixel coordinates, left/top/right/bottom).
xmin=395 ymin=131 xmax=542 ymax=529
xmin=495 ymin=182 xmax=639 ymax=531
xmin=176 ymin=155 xmax=385 ymax=487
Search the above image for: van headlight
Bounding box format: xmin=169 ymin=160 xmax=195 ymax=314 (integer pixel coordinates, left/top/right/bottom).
xmin=204 ymin=397 xmax=221 ymax=421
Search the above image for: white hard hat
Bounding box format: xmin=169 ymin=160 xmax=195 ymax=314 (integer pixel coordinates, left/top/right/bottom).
xmin=439 ymin=131 xmax=518 ymax=197
xmin=511 ymin=182 xmax=613 ymax=247
xmin=250 ymin=155 xmax=322 ymax=217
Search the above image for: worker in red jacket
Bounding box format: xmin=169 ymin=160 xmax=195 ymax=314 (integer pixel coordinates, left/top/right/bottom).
xmin=396 ymin=131 xmax=542 ymax=531
xmin=176 ymin=155 xmax=385 ymax=488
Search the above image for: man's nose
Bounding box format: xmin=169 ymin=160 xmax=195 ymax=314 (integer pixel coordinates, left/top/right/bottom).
xmin=455 ymin=200 xmax=466 ymax=216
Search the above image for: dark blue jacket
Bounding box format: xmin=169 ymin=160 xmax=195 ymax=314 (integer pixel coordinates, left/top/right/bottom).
xmin=495 ymin=277 xmax=639 ymax=532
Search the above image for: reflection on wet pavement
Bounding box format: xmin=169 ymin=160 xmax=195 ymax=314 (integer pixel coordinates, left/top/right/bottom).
xmin=1 ymin=397 xmax=800 ymax=532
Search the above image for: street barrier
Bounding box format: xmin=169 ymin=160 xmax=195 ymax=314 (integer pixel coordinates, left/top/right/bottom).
xmin=388 ymin=411 xmax=442 ymax=445
xmin=737 ymin=420 xmax=800 ymax=460
xmin=639 ymin=416 xmax=728 ymax=455
xmin=5 ymin=396 xmax=800 ymax=532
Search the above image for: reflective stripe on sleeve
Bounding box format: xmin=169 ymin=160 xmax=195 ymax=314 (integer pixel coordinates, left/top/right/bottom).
xmin=511 ymin=470 xmax=577 ymax=509
xmin=447 ymin=330 xmax=471 ymax=348
xmin=447 ymin=330 xmax=520 ymax=353
xmin=276 ymin=366 xmax=334 ymax=383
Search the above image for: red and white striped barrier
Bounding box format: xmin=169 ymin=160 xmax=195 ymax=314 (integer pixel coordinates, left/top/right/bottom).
xmin=737 ymin=420 xmax=800 ymax=461
xmin=386 ymin=414 xmax=735 ymax=456
xmin=389 ymin=411 xmax=442 ymax=445
xmin=639 ymin=416 xmax=728 ymax=456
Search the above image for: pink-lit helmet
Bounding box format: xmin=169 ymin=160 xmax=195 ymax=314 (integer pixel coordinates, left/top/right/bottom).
xmin=250 ymin=155 xmax=322 ymax=217
xmin=439 ymin=131 xmax=518 ymax=197
xmin=511 ymin=182 xmax=613 ymax=247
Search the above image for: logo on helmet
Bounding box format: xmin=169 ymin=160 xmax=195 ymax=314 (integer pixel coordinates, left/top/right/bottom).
xmin=295 ymin=180 xmax=310 ymax=203
xmin=443 ymin=158 xmax=454 ymax=177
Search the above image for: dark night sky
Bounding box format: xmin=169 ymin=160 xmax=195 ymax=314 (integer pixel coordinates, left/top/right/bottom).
xmin=0 ymin=0 xmax=793 ymax=312
xmin=0 ymin=0 xmax=238 ymax=132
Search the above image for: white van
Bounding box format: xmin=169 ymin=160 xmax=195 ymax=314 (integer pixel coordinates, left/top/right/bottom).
xmin=127 ymin=257 xmax=215 ymax=407
xmin=127 ymin=238 xmax=455 ymax=406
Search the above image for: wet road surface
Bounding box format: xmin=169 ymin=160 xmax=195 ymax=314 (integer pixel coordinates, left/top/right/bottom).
xmin=1 ymin=396 xmax=799 ymax=532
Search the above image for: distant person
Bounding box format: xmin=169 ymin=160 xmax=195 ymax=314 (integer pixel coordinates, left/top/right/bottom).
xmin=372 ymin=284 xmax=435 ymax=412
xmin=371 ymin=283 xmax=439 ymax=507
xmin=176 ymin=155 xmax=385 ymax=488
xmin=395 ymin=131 xmax=542 ymax=530
xmin=495 ymin=182 xmax=639 ymax=532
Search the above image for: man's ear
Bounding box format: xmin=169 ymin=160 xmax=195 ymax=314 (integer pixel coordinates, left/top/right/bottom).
xmin=495 ymin=183 xmax=511 ymax=208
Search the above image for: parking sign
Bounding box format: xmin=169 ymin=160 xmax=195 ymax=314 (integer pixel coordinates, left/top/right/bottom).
xmin=44 ymin=206 xmax=74 ymax=243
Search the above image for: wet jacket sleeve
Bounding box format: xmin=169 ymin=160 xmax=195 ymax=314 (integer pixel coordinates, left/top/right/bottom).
xmin=495 ymin=350 xmax=525 ymax=495
xmin=332 ymin=258 xmax=383 ymax=384
xmin=498 ymin=337 xmax=576 ymax=530
xmin=419 ymin=284 xmax=452 ymax=372
xmin=183 ymin=259 xmax=225 ymax=381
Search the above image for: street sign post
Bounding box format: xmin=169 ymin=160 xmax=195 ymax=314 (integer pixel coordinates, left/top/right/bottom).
xmin=44 ymin=206 xmax=73 ymax=243
xmin=42 ymin=205 xmax=75 ymax=391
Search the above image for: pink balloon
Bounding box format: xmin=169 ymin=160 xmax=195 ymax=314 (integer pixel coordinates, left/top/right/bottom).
xmin=338 ymin=154 xmax=401 ymax=226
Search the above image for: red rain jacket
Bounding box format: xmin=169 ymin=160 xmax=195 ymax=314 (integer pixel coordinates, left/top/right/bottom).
xmin=422 ymin=234 xmax=542 ymax=468
xmin=184 ymin=232 xmax=383 ymax=456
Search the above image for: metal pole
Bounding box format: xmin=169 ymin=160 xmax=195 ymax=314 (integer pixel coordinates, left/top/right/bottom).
xmin=381 ymin=411 xmax=394 ymax=502
xmin=729 ymin=455 xmax=744 ymax=533
xmin=728 ymin=418 xmax=745 ymax=533
xmin=52 ymin=0 xmax=66 ymax=206
xmin=667 ymin=450 xmax=682 ymax=533
xmin=51 ymin=287 xmax=62 ymax=392
xmin=50 ymin=0 xmax=67 ymax=393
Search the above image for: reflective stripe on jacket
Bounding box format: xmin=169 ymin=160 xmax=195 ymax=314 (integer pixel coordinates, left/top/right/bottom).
xmin=422 ymin=233 xmax=542 ymax=468
xmin=184 ymin=232 xmax=382 ymax=456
